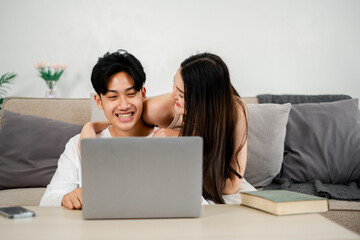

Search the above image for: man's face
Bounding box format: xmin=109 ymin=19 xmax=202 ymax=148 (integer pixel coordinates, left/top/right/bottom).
xmin=95 ymin=72 xmax=146 ymax=135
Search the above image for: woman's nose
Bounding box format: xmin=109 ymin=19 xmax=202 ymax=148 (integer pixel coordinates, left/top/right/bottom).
xmin=171 ymin=87 xmax=177 ymax=100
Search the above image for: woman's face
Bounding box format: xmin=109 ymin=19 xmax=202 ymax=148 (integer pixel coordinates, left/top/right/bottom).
xmin=171 ymin=69 xmax=185 ymax=115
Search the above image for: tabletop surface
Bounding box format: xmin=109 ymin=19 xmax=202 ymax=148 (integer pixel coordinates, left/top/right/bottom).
xmin=0 ymin=204 xmax=359 ymax=240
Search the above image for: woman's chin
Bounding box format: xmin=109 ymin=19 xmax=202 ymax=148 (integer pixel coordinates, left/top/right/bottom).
xmin=174 ymin=108 xmax=185 ymax=116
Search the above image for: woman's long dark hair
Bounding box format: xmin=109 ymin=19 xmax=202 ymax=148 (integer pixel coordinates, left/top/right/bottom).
xmin=180 ymin=53 xmax=248 ymax=204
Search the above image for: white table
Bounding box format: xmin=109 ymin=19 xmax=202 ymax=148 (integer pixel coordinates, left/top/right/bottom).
xmin=0 ymin=205 xmax=359 ymax=240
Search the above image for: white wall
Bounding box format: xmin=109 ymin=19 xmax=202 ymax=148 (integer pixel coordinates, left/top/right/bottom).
xmin=1 ymin=0 xmax=359 ymax=99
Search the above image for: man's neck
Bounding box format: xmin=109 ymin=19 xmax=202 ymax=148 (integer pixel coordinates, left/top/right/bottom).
xmin=108 ymin=120 xmax=154 ymax=137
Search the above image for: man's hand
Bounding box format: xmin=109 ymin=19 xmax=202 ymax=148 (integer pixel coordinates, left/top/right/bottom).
xmin=153 ymin=128 xmax=180 ymax=137
xmin=62 ymin=188 xmax=82 ymax=210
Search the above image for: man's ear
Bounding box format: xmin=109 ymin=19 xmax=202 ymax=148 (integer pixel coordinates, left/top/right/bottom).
xmin=141 ymin=87 xmax=147 ymax=101
xmin=94 ymin=94 xmax=103 ymax=110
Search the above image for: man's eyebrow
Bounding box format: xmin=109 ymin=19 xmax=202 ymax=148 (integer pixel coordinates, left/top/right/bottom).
xmin=106 ymin=86 xmax=136 ymax=94
xmin=125 ymin=86 xmax=136 ymax=91
xmin=106 ymin=90 xmax=118 ymax=94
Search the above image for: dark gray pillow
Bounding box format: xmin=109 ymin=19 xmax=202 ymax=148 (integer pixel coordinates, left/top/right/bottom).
xmin=282 ymin=99 xmax=360 ymax=184
xmin=0 ymin=110 xmax=82 ymax=189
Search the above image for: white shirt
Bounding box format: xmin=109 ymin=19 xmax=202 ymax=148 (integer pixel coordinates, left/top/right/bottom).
xmin=40 ymin=127 xmax=157 ymax=206
xmin=40 ymin=128 xmax=112 ymax=206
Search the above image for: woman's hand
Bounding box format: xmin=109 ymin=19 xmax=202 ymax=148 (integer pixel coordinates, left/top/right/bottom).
xmin=223 ymin=174 xmax=242 ymax=195
xmin=152 ymin=128 xmax=180 ymax=137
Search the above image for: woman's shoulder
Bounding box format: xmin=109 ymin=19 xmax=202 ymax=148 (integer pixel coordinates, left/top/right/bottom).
xmin=234 ymin=97 xmax=248 ymax=139
xmin=235 ymin=97 xmax=248 ymax=120
xmin=143 ymin=93 xmax=176 ymax=128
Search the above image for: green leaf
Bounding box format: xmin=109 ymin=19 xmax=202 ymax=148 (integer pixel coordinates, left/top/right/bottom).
xmin=0 ymin=72 xmax=17 ymax=98
xmin=0 ymin=72 xmax=17 ymax=86
xmin=0 ymin=89 xmax=7 ymax=98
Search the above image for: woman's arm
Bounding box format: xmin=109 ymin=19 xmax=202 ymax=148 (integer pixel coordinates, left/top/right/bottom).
xmin=223 ymin=100 xmax=248 ymax=194
xmin=143 ymin=93 xmax=176 ymax=128
xmin=77 ymin=121 xmax=111 ymax=149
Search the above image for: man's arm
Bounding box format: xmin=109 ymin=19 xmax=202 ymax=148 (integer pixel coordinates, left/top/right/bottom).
xmin=40 ymin=135 xmax=82 ymax=207
xmin=62 ymin=187 xmax=82 ymax=209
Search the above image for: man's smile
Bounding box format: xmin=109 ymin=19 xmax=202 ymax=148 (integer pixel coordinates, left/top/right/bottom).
xmin=115 ymin=112 xmax=135 ymax=121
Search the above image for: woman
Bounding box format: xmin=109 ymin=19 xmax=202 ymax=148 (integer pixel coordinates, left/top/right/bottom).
xmin=81 ymin=53 xmax=255 ymax=204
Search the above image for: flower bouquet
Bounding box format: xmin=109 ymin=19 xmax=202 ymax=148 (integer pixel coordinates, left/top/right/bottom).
xmin=35 ymin=62 xmax=67 ymax=98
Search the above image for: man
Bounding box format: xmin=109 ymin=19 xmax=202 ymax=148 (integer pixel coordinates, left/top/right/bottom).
xmin=40 ymin=50 xmax=154 ymax=209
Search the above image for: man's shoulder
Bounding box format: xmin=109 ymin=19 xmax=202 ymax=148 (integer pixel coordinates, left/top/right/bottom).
xmin=65 ymin=128 xmax=109 ymax=151
xmin=69 ymin=133 xmax=81 ymax=141
xmin=65 ymin=133 xmax=81 ymax=148
xmin=97 ymin=127 xmax=111 ymax=138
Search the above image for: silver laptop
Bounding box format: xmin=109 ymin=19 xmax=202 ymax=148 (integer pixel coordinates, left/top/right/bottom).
xmin=81 ymin=137 xmax=203 ymax=219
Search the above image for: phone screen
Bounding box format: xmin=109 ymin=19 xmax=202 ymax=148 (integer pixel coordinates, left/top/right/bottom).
xmin=0 ymin=207 xmax=35 ymax=219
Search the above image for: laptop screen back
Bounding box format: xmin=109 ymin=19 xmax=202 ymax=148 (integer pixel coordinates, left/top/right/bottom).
xmin=81 ymin=137 xmax=202 ymax=219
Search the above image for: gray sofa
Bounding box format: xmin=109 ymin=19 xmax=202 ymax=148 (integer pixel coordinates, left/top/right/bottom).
xmin=0 ymin=97 xmax=359 ymax=235
xmin=0 ymin=97 xmax=258 ymax=206
xmin=0 ymin=98 xmax=90 ymax=206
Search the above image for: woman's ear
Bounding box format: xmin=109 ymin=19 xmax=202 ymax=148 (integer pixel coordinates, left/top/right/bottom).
xmin=94 ymin=94 xmax=103 ymax=110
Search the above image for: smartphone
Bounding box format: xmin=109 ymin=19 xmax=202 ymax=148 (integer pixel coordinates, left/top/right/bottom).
xmin=0 ymin=207 xmax=35 ymax=219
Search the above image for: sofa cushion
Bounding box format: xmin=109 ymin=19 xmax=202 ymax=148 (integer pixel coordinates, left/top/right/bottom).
xmin=282 ymin=98 xmax=360 ymax=184
xmin=0 ymin=188 xmax=46 ymax=206
xmin=0 ymin=110 xmax=82 ymax=190
xmin=244 ymin=103 xmax=291 ymax=187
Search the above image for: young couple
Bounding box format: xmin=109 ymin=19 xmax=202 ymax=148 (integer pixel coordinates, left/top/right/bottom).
xmin=40 ymin=49 xmax=255 ymax=209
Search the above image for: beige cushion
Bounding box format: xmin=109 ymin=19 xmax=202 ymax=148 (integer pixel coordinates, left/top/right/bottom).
xmin=0 ymin=97 xmax=91 ymax=126
xmin=242 ymin=97 xmax=259 ymax=104
xmin=0 ymin=188 xmax=46 ymax=206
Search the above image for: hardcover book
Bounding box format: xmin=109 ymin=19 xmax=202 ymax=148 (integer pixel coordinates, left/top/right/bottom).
xmin=241 ymin=190 xmax=328 ymax=216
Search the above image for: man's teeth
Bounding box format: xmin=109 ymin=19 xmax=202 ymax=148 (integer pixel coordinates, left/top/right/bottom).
xmin=117 ymin=113 xmax=133 ymax=119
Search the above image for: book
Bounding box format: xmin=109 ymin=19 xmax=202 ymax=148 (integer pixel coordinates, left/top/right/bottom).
xmin=241 ymin=190 xmax=328 ymax=216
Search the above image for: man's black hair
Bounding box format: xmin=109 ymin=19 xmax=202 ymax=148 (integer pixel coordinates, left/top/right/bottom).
xmin=91 ymin=49 xmax=146 ymax=95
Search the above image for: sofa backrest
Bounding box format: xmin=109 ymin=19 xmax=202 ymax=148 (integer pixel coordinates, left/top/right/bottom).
xmin=0 ymin=97 xmax=91 ymax=126
xmin=0 ymin=97 xmax=258 ymax=126
xmin=243 ymin=97 xmax=259 ymax=104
